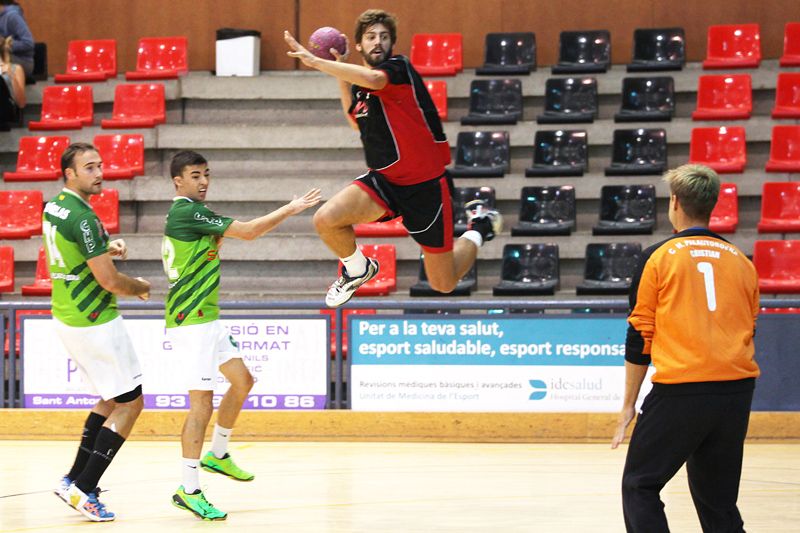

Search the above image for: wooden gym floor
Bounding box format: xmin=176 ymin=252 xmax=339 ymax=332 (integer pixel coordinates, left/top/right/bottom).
xmin=0 ymin=441 xmax=798 ymax=532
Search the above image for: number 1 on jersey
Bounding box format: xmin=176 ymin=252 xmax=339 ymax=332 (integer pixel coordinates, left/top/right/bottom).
xmin=697 ymin=261 xmax=717 ymax=312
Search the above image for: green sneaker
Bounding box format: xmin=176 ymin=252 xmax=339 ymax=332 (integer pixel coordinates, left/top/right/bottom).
xmin=172 ymin=486 xmax=227 ymax=521
xmin=200 ymin=452 xmax=255 ymax=481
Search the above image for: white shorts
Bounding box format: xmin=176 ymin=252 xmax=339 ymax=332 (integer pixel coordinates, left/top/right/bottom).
xmin=53 ymin=315 xmax=143 ymax=401
xmin=167 ymin=320 xmax=240 ymax=391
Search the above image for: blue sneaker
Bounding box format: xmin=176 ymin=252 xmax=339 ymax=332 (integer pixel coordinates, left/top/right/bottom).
xmin=67 ymin=484 xmax=115 ymax=522
xmin=54 ymin=475 xmax=71 ymax=503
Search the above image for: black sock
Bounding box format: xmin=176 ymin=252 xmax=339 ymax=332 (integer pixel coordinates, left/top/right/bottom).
xmin=75 ymin=427 xmax=125 ymax=494
xmin=67 ymin=412 xmax=107 ymax=481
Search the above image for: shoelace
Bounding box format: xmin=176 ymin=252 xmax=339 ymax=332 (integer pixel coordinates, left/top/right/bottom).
xmin=87 ymin=494 xmax=110 ymax=516
xmin=197 ymin=492 xmax=219 ymax=513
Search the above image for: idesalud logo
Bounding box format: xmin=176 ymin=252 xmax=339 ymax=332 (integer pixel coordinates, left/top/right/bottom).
xmin=529 ymin=379 xmax=547 ymax=400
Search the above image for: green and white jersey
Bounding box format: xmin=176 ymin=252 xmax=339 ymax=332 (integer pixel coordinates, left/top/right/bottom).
xmin=43 ymin=189 xmax=117 ymax=327
xmin=162 ymin=197 xmax=233 ymax=328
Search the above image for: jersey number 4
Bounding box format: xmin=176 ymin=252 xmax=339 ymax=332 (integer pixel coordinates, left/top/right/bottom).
xmin=42 ymin=220 xmax=65 ymax=268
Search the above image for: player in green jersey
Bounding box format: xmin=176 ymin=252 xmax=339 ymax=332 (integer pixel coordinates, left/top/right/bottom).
xmin=48 ymin=143 xmax=151 ymax=522
xmin=163 ymin=150 xmax=320 ymax=520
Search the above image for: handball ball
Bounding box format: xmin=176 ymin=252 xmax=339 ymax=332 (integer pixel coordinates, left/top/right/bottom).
xmin=308 ymin=27 xmax=347 ymax=60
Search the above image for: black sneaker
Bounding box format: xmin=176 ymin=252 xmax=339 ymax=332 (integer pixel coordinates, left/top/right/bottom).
xmin=465 ymin=200 xmax=503 ymax=242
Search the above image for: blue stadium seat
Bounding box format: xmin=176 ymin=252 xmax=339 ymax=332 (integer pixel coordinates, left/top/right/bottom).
xmin=627 ymin=28 xmax=685 ymax=72
xmin=552 ymin=30 xmax=610 ymax=74
xmin=615 ymin=77 xmax=675 ymax=122
xmin=449 ymin=131 xmax=509 ymax=178
xmin=604 ymin=128 xmax=667 ymax=176
xmin=593 ymin=185 xmax=656 ymax=235
xmin=526 ymin=129 xmax=587 ymax=177
xmin=537 ymin=77 xmax=597 ymax=124
xmin=511 ymin=186 xmax=576 ymax=236
xmin=476 ymin=32 xmax=536 ymax=75
xmin=461 ymin=79 xmax=523 ymax=125
xmin=576 ymin=243 xmax=642 ymax=295
xmin=493 ymin=244 xmax=560 ymax=296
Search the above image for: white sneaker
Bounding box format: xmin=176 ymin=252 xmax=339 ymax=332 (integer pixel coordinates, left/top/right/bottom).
xmin=54 ymin=475 xmax=71 ymax=503
xmin=325 ymin=258 xmax=379 ymax=307
xmin=465 ymin=200 xmax=503 ymax=242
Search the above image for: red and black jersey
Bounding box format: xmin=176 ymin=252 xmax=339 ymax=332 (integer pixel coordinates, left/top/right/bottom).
xmin=349 ymin=55 xmax=450 ymax=186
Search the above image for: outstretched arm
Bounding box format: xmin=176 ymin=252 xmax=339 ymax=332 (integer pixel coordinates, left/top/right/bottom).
xmin=284 ymin=31 xmax=388 ymax=91
xmin=224 ymin=188 xmax=322 ymax=241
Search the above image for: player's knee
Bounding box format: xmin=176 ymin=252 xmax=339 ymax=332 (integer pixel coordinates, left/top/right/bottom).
xmin=313 ymin=205 xmax=336 ymax=232
xmin=427 ymin=276 xmax=457 ymax=294
xmin=233 ymin=371 xmax=255 ymax=393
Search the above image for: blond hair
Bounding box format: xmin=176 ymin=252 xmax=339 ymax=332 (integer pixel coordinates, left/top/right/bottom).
xmin=663 ymin=164 xmax=720 ymax=221
xmin=1 ymin=36 xmax=12 ymax=65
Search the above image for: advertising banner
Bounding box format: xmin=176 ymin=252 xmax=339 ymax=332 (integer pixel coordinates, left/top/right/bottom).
xmin=350 ymin=316 xmax=653 ymax=412
xmin=22 ymin=317 xmax=329 ymax=410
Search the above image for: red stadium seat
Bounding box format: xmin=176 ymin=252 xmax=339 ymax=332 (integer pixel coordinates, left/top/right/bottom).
xmin=319 ymin=308 xmax=377 ymax=357
xmin=425 ymin=80 xmax=448 ymax=121
xmin=354 ymin=217 xmax=408 ymax=237
xmin=766 ymin=125 xmax=800 ymax=172
xmin=709 ymin=183 xmax=738 ymax=234
xmin=101 ymin=83 xmax=165 ymax=129
xmin=89 ymin=189 xmax=120 ymax=234
xmin=692 ymin=74 xmax=752 ymax=120
xmin=4 ymin=308 xmax=51 ymax=355
xmin=780 ymin=22 xmax=800 ymax=67
xmin=753 ymin=240 xmax=800 ymax=294
xmin=703 ymin=24 xmax=761 ymax=69
xmin=0 ymin=246 xmax=14 ymax=292
xmin=0 ymin=190 xmax=43 ymax=239
xmin=337 ymin=244 xmax=396 ymax=296
xmin=3 ymin=136 xmax=70 ymax=182
xmin=125 ymin=36 xmax=188 ymax=80
xmin=757 ymin=182 xmax=800 ymax=233
xmin=54 ymin=39 xmax=117 ymax=82
xmin=688 ymin=126 xmax=746 ymax=173
xmin=772 ymin=73 xmax=800 ymax=119
xmin=21 ymin=247 xmax=52 ymax=296
xmin=93 ymin=134 xmax=144 ymax=179
xmin=411 ymin=33 xmax=463 ymax=76
xmin=29 ymin=85 xmax=94 ymax=131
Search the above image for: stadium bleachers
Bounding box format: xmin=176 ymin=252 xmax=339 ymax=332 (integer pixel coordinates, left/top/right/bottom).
xmin=2 ymin=24 xmax=798 ymax=301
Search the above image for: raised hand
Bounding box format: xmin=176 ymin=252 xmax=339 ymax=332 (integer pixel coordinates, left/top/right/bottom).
xmin=284 ymin=30 xmax=319 ymax=68
xmin=287 ymin=188 xmax=323 ymax=214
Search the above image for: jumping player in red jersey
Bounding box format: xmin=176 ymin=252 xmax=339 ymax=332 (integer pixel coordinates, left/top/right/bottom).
xmin=284 ymin=9 xmax=501 ymax=307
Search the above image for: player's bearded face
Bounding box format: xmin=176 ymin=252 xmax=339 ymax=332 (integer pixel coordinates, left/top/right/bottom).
xmin=359 ymin=24 xmax=393 ymax=66
xmin=68 ymin=150 xmax=103 ymax=198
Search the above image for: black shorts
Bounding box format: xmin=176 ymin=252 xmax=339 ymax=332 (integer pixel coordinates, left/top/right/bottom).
xmin=354 ymin=171 xmax=454 ymax=253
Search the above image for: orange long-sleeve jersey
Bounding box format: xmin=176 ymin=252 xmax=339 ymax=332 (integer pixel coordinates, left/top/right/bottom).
xmin=626 ymin=228 xmax=760 ymax=384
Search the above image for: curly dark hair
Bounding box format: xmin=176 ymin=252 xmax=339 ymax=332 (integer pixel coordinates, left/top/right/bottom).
xmin=354 ymin=9 xmax=397 ymax=45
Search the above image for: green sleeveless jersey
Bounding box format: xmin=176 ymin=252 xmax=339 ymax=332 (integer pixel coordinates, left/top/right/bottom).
xmin=43 ymin=189 xmax=117 ymax=327
xmin=162 ymin=197 xmax=232 ymax=328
